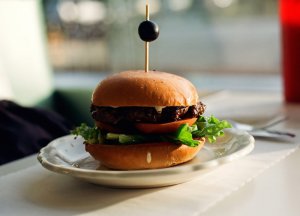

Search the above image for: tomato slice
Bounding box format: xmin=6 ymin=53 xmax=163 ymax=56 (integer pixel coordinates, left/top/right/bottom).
xmin=135 ymin=118 xmax=197 ymax=134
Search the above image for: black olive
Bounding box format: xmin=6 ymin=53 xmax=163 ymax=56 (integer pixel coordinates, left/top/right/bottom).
xmin=138 ymin=20 xmax=159 ymax=42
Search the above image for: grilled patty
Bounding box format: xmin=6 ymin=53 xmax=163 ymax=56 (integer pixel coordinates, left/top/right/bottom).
xmin=91 ymin=102 xmax=206 ymax=127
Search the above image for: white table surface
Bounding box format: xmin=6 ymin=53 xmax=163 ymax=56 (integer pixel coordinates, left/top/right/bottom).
xmin=203 ymin=147 xmax=300 ymax=216
xmin=1 ymin=90 xmax=300 ymax=216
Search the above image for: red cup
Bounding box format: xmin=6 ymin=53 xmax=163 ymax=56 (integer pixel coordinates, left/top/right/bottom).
xmin=281 ymin=0 xmax=300 ymax=103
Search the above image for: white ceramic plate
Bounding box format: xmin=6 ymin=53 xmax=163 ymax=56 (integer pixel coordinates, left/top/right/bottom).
xmin=37 ymin=129 xmax=254 ymax=188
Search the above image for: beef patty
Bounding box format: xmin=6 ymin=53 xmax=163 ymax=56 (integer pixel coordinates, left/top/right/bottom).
xmin=91 ymin=102 xmax=206 ymax=128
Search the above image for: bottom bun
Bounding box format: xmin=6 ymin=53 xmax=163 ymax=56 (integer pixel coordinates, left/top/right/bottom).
xmin=85 ymin=138 xmax=205 ymax=170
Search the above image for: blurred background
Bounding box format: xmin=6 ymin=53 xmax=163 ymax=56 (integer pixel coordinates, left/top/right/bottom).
xmin=0 ymin=0 xmax=280 ymax=113
xmin=44 ymin=0 xmax=281 ymax=94
xmin=43 ymin=0 xmax=279 ymax=74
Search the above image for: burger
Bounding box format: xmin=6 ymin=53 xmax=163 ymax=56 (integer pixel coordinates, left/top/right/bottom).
xmin=72 ymin=70 xmax=231 ymax=170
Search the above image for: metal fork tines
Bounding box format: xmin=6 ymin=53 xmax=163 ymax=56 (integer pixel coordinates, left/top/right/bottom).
xmin=230 ymin=116 xmax=296 ymax=138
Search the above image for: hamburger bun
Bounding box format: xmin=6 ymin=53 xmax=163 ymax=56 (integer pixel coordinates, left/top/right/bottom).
xmin=86 ymin=70 xmax=205 ymax=170
xmin=91 ymin=70 xmax=199 ymax=107
xmin=85 ymin=137 xmax=205 ymax=170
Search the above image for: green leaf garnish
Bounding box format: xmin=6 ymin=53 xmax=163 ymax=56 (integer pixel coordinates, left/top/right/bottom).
xmin=192 ymin=115 xmax=232 ymax=143
xmin=174 ymin=124 xmax=200 ymax=147
xmin=71 ymin=123 xmax=102 ymax=144
xmin=70 ymin=116 xmax=232 ymax=147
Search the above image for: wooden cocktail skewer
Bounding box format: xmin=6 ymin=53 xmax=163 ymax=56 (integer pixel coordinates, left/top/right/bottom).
xmin=138 ymin=0 xmax=159 ymax=72
xmin=145 ymin=1 xmax=150 ymax=72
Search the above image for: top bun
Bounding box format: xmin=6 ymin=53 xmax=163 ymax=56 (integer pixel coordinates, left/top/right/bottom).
xmin=92 ymin=70 xmax=199 ymax=106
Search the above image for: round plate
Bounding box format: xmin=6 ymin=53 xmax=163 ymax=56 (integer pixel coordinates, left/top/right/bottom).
xmin=37 ymin=129 xmax=254 ymax=188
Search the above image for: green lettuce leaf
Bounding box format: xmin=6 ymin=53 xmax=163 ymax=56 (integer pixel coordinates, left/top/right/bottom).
xmin=71 ymin=123 xmax=102 ymax=144
xmin=192 ymin=115 xmax=232 ymax=143
xmin=174 ymin=124 xmax=200 ymax=147
xmin=71 ymin=116 xmax=232 ymax=147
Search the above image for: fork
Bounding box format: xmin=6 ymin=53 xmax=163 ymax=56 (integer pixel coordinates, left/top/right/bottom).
xmin=230 ymin=116 xmax=296 ymax=138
